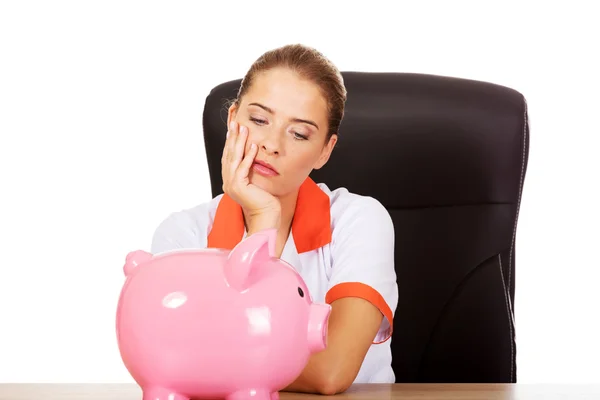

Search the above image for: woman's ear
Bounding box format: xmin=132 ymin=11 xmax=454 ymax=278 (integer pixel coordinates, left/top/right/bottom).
xmin=227 ymin=102 xmax=238 ymax=127
xmin=314 ymin=134 xmax=338 ymax=170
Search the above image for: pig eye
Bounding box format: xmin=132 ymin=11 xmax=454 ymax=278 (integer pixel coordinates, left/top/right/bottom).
xmin=297 ymin=287 xmax=304 ymax=297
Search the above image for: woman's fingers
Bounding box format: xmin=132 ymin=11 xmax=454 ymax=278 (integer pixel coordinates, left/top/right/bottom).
xmin=222 ymin=121 xmax=252 ymax=193
xmin=222 ymin=121 xmax=239 ymax=163
xmin=221 ymin=121 xmax=239 ymax=191
xmin=231 ymin=125 xmax=248 ymax=167
xmin=236 ymin=141 xmax=257 ymax=180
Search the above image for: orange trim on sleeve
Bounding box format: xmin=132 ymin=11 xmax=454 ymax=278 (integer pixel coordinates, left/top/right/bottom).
xmin=207 ymin=177 xmax=331 ymax=253
xmin=325 ymin=282 xmax=394 ymax=344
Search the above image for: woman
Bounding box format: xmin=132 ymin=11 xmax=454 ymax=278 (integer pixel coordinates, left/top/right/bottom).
xmin=151 ymin=44 xmax=398 ymax=395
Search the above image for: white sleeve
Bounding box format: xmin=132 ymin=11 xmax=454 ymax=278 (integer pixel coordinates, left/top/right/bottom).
xmin=325 ymin=196 xmax=398 ymax=344
xmin=150 ymin=208 xmax=208 ymax=254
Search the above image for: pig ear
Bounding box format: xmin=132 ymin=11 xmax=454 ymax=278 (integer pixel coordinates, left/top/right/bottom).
xmin=224 ymin=228 xmax=276 ymax=291
xmin=124 ymin=250 xmax=153 ymax=276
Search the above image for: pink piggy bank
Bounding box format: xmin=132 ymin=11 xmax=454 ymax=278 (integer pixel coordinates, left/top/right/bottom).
xmin=116 ymin=228 xmax=332 ymax=400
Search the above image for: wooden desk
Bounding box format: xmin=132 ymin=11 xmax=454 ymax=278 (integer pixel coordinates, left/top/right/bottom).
xmin=2 ymin=383 xmax=600 ymax=400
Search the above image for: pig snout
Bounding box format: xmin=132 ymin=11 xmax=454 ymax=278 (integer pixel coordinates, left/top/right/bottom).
xmin=307 ymin=303 xmax=332 ymax=353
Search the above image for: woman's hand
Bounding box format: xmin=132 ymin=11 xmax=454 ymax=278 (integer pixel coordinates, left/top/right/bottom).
xmin=221 ymin=120 xmax=282 ymax=233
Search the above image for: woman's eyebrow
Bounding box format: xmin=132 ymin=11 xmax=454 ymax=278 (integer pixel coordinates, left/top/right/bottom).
xmin=248 ymin=102 xmax=319 ymax=130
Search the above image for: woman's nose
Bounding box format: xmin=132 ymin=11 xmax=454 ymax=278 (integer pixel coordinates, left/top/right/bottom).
xmin=253 ymin=129 xmax=282 ymax=156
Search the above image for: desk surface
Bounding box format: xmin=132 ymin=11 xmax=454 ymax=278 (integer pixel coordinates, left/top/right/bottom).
xmin=2 ymin=384 xmax=600 ymax=400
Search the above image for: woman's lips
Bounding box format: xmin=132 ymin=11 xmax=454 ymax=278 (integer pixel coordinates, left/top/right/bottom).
xmin=252 ymin=160 xmax=279 ymax=177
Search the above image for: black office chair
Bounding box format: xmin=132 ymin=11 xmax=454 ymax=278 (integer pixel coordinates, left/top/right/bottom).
xmin=202 ymin=71 xmax=529 ymax=383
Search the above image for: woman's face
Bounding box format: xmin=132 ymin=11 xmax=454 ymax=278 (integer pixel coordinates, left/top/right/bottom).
xmin=228 ymin=67 xmax=337 ymax=197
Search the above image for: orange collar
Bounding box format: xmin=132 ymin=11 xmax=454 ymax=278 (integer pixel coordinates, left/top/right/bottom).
xmin=207 ymin=178 xmax=331 ymax=254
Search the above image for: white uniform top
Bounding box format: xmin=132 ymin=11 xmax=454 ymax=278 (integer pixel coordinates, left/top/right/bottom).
xmin=151 ymin=177 xmax=399 ymax=384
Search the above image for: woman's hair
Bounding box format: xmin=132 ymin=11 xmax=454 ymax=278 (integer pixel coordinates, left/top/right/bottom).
xmin=233 ymin=44 xmax=347 ymax=141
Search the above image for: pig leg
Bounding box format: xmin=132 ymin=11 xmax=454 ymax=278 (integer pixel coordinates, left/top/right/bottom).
xmin=271 ymin=391 xmax=280 ymax=400
xmin=227 ymin=389 xmax=274 ymax=400
xmin=142 ymin=387 xmax=189 ymax=400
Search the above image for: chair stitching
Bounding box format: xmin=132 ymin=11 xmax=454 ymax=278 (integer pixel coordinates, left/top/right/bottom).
xmin=498 ymin=253 xmax=515 ymax=382
xmin=509 ymin=96 xmax=529 ymax=291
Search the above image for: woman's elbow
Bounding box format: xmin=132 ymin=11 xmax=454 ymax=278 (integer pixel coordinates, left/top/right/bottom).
xmin=314 ymin=371 xmax=354 ymax=395
xmin=315 ymin=382 xmax=349 ymax=396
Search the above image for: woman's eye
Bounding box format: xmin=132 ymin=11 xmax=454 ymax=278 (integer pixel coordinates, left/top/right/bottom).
xmin=249 ymin=117 xmax=266 ymax=125
xmin=293 ymin=132 xmax=308 ymax=140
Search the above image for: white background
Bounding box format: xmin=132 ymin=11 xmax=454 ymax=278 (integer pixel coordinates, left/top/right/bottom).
xmin=1 ymin=0 xmax=599 ymax=384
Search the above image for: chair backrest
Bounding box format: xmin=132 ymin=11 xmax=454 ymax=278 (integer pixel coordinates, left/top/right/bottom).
xmin=202 ymin=71 xmax=529 ymax=383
